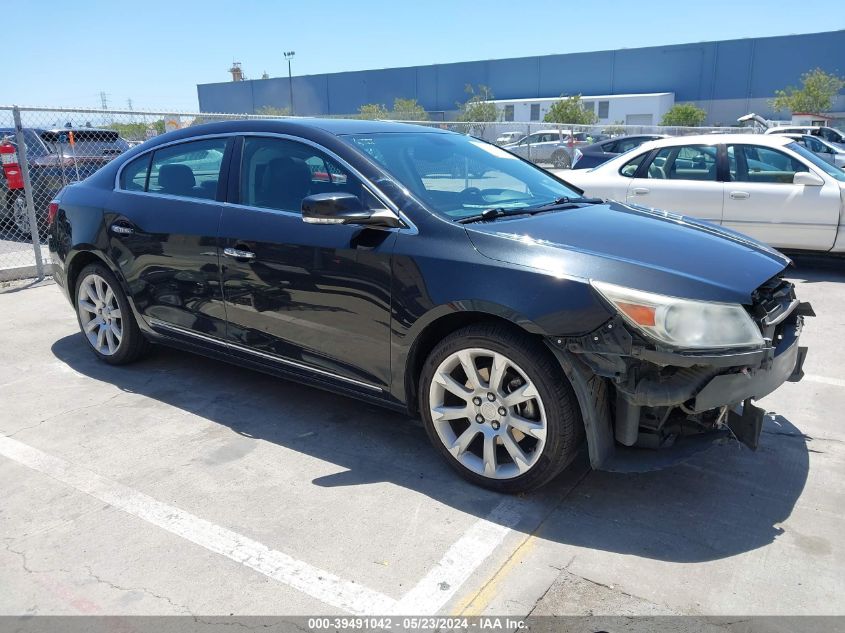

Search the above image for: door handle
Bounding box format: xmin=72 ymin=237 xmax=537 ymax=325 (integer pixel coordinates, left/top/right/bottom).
xmin=632 ymin=187 xmax=650 ymax=195
xmin=110 ymin=222 xmax=134 ymax=235
xmin=729 ymin=191 xmax=750 ymax=200
xmin=223 ymin=247 xmax=256 ymax=261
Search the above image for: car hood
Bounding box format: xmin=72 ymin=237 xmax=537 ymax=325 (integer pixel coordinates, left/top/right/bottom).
xmin=464 ymin=201 xmax=790 ymax=304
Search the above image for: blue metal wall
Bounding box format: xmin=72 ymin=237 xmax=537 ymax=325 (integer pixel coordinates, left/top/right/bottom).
xmin=197 ymin=30 xmax=845 ymax=120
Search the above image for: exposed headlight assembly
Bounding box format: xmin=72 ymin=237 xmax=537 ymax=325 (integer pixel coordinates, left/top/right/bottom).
xmin=591 ymin=280 xmax=764 ymax=350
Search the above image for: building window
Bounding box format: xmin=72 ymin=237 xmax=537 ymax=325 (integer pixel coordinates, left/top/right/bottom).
xmin=582 ymin=101 xmax=595 ymax=113
xmin=504 ymin=105 xmax=514 ymax=122
xmin=598 ymin=101 xmax=609 ymax=119
xmin=530 ymin=104 xmax=540 ymax=121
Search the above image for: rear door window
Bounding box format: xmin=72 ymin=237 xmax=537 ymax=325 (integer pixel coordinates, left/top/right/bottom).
xmin=646 ymin=144 xmax=718 ymax=181
xmin=147 ymin=138 xmax=227 ymax=200
xmin=619 ymin=151 xmax=648 ymax=177
xmin=615 ymin=137 xmax=646 ymax=153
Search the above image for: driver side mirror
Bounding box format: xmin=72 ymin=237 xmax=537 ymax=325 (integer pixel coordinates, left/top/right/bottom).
xmin=301 ymin=192 xmax=402 ymax=228
xmin=793 ymin=171 xmax=824 ymax=186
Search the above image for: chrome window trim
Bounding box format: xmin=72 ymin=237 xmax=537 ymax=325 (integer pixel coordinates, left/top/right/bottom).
xmin=113 ymin=131 xmax=417 ymax=233
xmin=117 ymin=189 xmax=223 ymax=207
xmin=148 ymin=318 xmax=382 ymax=392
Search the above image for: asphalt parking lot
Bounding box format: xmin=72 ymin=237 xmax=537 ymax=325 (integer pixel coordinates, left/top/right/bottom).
xmin=1 ymin=257 xmax=843 ymax=618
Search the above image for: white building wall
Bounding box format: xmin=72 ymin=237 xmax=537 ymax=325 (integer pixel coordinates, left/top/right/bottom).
xmin=493 ymin=93 xmax=675 ymax=125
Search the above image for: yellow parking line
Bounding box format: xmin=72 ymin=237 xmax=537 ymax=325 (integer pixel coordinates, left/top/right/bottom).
xmin=450 ymin=534 xmax=537 ymax=616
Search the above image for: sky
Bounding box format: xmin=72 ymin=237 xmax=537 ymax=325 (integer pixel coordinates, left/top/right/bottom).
xmin=3 ymin=0 xmax=843 ymax=112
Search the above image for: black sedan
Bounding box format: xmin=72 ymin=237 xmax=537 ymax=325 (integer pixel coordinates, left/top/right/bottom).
xmin=48 ymin=119 xmax=809 ymax=493
xmin=571 ymin=134 xmax=666 ymax=169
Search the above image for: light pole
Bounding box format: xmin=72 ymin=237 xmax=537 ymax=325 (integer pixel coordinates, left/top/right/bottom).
xmin=284 ymin=51 xmax=296 ymax=115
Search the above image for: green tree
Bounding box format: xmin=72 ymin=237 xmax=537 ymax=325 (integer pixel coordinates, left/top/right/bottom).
xmin=357 ymin=103 xmax=389 ymax=120
xmin=770 ymin=68 xmax=845 ymax=114
xmin=603 ymin=121 xmax=626 ymax=136
xmin=660 ymin=103 xmax=708 ymax=126
xmin=543 ymin=95 xmax=598 ymax=125
xmin=256 ymin=105 xmax=291 ymax=117
xmin=456 ymin=85 xmax=498 ymax=136
xmin=390 ymin=98 xmax=429 ymax=121
xmin=100 ymin=121 xmax=149 ymax=142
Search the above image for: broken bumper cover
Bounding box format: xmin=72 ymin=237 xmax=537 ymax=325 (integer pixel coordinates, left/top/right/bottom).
xmin=692 ymin=315 xmax=806 ymax=413
xmin=557 ymin=300 xmax=811 ymax=454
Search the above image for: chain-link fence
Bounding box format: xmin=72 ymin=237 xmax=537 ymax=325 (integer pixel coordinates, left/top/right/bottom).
xmin=0 ymin=105 xmax=758 ymax=282
xmin=0 ymin=105 xmax=292 ymax=281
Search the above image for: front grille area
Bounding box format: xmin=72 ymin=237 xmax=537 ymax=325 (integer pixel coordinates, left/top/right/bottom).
xmin=750 ymin=275 xmax=798 ymax=343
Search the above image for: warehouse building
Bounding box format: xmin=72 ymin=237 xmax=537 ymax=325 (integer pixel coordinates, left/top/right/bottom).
xmin=196 ymin=30 xmax=845 ymax=124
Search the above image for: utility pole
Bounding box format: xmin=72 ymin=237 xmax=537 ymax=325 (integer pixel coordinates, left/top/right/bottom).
xmin=284 ymin=51 xmax=296 ymax=115
xmin=127 ymin=98 xmax=133 ymax=111
xmin=99 ymin=91 xmax=110 ymax=125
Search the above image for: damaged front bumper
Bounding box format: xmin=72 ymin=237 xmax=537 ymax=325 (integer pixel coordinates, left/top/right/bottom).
xmin=554 ymin=294 xmax=812 ymax=455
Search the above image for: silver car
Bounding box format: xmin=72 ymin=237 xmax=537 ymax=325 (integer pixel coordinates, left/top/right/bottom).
xmin=495 ymin=131 xmax=524 ymax=145
xmin=503 ymin=130 xmax=598 ymax=168
xmin=779 ymin=133 xmax=845 ymax=169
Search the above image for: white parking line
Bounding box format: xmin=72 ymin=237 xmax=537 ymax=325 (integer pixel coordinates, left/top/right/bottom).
xmin=0 ymin=435 xmax=522 ymax=615
xmin=804 ymin=374 xmax=845 ymax=388
xmin=0 ymin=435 xmax=395 ymax=615
xmin=392 ymin=500 xmax=519 ymax=614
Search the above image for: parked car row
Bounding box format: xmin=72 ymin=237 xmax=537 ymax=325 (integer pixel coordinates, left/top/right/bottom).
xmin=0 ymin=127 xmax=130 ymax=238
xmin=764 ymin=124 xmax=845 ymax=145
xmin=770 ymin=133 xmax=845 ymax=168
xmin=571 ymin=134 xmax=666 ymax=169
xmin=49 ymin=118 xmax=811 ymax=492
xmin=501 ymin=130 xmax=609 ymax=168
xmin=561 ymin=133 xmax=845 ymax=253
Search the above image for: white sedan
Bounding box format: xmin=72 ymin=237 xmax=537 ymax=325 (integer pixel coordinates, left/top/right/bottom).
xmin=557 ymin=134 xmax=845 ymax=253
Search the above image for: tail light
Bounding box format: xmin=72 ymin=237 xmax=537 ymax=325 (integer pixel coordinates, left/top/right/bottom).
xmin=47 ymin=201 xmax=59 ymax=226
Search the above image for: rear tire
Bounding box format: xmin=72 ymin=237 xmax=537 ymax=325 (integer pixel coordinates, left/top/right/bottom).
xmin=419 ymin=322 xmax=581 ymax=493
xmin=74 ymin=263 xmax=150 ymax=365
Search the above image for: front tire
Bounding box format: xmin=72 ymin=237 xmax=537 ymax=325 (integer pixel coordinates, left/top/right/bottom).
xmin=74 ymin=263 xmax=150 ymax=365
xmin=419 ymin=323 xmax=580 ymax=493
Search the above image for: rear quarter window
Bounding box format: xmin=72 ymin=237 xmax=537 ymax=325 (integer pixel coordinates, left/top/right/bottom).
xmin=619 ymin=151 xmax=648 ymax=177
xmin=119 ymin=154 xmax=151 ymax=191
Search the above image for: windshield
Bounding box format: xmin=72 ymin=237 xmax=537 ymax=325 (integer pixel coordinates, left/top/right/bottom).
xmin=788 ymin=142 xmax=845 ymax=182
xmin=345 ymin=132 xmax=580 ymax=220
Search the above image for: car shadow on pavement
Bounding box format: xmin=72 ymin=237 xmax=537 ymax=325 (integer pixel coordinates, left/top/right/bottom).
xmin=51 ymin=333 xmax=809 ymax=564
xmin=787 ymin=255 xmax=845 ymax=284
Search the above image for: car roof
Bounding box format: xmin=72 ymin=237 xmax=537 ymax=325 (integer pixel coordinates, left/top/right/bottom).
xmin=179 ymin=117 xmax=445 ymax=138
xmin=635 ymin=133 xmax=790 ymax=151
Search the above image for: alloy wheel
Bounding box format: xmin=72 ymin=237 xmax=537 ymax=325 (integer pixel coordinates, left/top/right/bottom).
xmin=428 ymin=347 xmax=547 ymax=479
xmin=77 ymin=273 xmax=123 ymax=356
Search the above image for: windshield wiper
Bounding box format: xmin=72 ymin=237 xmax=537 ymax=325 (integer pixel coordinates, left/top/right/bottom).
xmin=457 ymin=208 xmax=530 ymax=224
xmin=456 ymin=197 xmax=604 ymax=225
xmin=523 ymin=196 xmax=604 ymax=212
